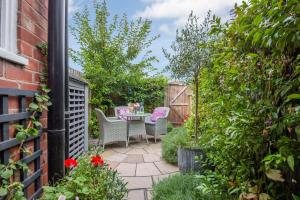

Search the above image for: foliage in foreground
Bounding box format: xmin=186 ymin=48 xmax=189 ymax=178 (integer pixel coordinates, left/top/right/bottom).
xmin=162 ymin=127 xmax=189 ymax=164
xmin=40 ymin=150 xmax=127 ymax=200
xmin=182 ymin=0 xmax=300 ymax=199
xmin=152 ymin=174 xmax=201 ymax=200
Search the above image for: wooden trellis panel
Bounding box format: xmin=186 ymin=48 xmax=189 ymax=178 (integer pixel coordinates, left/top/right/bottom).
xmin=164 ymin=82 xmax=193 ymax=125
xmin=0 ymin=88 xmax=42 ymax=200
xmin=67 ymin=73 xmax=88 ymax=159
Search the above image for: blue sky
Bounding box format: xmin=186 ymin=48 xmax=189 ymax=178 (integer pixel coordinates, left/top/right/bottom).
xmin=68 ymin=0 xmax=242 ymax=74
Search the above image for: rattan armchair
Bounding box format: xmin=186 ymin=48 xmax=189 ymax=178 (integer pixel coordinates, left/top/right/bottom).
xmin=95 ymin=109 xmax=128 ymax=148
xmin=145 ymin=107 xmax=170 ymax=143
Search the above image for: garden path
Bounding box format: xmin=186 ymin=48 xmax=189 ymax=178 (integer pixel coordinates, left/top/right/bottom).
xmin=91 ymin=139 xmax=179 ymax=200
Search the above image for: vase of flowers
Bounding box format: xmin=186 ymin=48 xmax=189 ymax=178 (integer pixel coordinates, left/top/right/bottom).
xmin=128 ymin=103 xmax=140 ymax=113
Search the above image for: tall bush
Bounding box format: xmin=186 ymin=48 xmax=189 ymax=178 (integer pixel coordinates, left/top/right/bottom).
xmin=70 ymin=0 xmax=165 ymax=113
xmin=70 ymin=0 xmax=167 ymax=138
xmin=191 ymin=0 xmax=300 ymax=199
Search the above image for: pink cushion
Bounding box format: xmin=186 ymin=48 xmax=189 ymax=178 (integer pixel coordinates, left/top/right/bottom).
xmin=117 ymin=108 xmax=129 ymax=120
xmin=150 ymin=108 xmax=166 ymax=122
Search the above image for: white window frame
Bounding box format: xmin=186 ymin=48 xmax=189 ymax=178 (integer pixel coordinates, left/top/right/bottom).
xmin=0 ymin=0 xmax=28 ymax=65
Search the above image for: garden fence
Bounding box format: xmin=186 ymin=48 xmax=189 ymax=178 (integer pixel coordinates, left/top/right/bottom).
xmin=164 ymin=81 xmax=193 ymax=126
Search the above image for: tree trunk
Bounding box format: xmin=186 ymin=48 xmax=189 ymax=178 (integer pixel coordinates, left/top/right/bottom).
xmin=194 ymin=77 xmax=199 ymax=143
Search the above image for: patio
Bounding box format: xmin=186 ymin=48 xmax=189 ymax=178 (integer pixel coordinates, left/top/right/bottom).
xmin=90 ymin=139 xmax=179 ymax=200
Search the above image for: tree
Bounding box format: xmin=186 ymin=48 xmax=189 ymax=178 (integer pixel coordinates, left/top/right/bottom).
xmin=70 ymin=0 xmax=159 ymax=112
xmin=163 ymin=11 xmax=212 ymax=142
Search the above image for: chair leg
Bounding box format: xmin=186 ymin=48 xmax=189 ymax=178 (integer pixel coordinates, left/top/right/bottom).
xmin=145 ymin=135 xmax=149 ymax=144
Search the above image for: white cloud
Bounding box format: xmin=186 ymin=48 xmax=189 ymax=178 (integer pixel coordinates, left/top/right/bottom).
xmin=159 ymin=24 xmax=174 ymax=36
xmin=137 ymin=0 xmax=242 ymax=19
xmin=136 ymin=0 xmax=243 ymax=33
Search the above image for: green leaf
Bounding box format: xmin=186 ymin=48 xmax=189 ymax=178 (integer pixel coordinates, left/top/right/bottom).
xmin=29 ymin=103 xmax=39 ymax=110
xmin=1 ymin=169 xmax=13 ymax=179
xmin=16 ymin=131 xmax=27 ymax=141
xmin=295 ymin=126 xmax=300 ymax=135
xmin=0 ymin=187 xmax=8 ymax=196
xmin=293 ymin=194 xmax=300 ymax=200
xmin=287 ymin=155 xmax=294 ymax=171
xmin=288 ymin=94 xmax=300 ymax=100
xmin=28 ymin=128 xmax=38 ymax=136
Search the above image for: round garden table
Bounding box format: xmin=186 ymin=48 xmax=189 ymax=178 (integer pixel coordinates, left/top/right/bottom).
xmin=124 ymin=113 xmax=151 ymax=144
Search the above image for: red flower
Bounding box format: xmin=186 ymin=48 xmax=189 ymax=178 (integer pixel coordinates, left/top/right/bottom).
xmin=91 ymin=155 xmax=104 ymax=167
xmin=184 ymin=114 xmax=190 ymax=121
xmin=64 ymin=158 xmax=77 ymax=168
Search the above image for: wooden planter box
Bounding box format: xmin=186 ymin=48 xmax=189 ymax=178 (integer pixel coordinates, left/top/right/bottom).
xmin=177 ymin=147 xmax=205 ymax=173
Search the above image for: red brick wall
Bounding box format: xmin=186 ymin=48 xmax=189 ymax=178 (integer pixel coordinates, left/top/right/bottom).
xmin=0 ymin=0 xmax=49 ymax=192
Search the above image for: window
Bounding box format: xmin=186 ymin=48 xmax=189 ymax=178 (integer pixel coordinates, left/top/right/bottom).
xmin=0 ymin=0 xmax=28 ymax=65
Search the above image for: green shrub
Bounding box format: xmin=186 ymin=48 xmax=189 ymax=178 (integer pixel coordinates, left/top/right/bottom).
xmin=162 ymin=127 xmax=189 ymax=164
xmin=152 ymin=174 xmax=201 ymax=200
xmin=89 ymin=112 xmax=100 ymax=139
xmin=40 ymin=150 xmax=127 ymax=200
xmin=167 ymin=122 xmax=174 ymax=132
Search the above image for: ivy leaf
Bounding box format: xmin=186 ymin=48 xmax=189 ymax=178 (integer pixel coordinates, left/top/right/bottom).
xmin=29 ymin=103 xmax=39 ymax=110
xmin=0 ymin=187 xmax=8 ymax=196
xmin=1 ymin=169 xmax=13 ymax=179
xmin=33 ymin=121 xmax=42 ymax=128
xmin=16 ymin=131 xmax=27 ymax=141
xmin=287 ymin=155 xmax=294 ymax=171
xmin=266 ymin=169 xmax=285 ymax=182
xmin=28 ymin=128 xmax=39 ymax=136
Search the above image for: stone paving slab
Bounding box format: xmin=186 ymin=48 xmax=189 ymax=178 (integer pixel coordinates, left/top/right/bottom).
xmin=154 ymin=160 xmax=179 ymax=174
xmin=127 ymin=190 xmax=145 ymax=200
xmin=106 ymin=153 xmax=127 ymax=162
xmin=115 ymin=163 xmax=136 ymax=176
xmin=136 ymin=163 xmax=161 ymax=176
xmin=113 ymin=147 xmax=132 ymax=154
xmin=106 ymin=161 xmax=119 ymax=169
xmin=127 ymin=148 xmax=148 ymax=155
xmin=143 ymin=153 xmax=161 ymax=162
xmin=101 ymin=149 xmax=117 ymax=159
xmin=123 ymin=176 xmax=153 ymax=190
xmin=98 ymin=140 xmax=179 ymax=200
xmin=123 ymin=154 xmax=144 ymax=163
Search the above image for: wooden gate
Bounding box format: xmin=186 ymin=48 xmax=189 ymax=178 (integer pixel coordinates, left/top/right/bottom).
xmin=165 ymin=81 xmax=193 ymax=126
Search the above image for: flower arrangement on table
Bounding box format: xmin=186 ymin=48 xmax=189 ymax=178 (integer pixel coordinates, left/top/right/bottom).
xmin=128 ymin=102 xmax=143 ymax=114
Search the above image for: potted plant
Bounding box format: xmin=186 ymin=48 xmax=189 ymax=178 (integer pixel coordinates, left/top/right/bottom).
xmin=163 ymin=11 xmax=213 ymax=173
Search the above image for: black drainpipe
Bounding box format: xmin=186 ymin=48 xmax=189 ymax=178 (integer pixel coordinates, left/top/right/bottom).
xmin=47 ymin=0 xmax=66 ymax=183
xmin=65 ymin=0 xmax=70 ymax=160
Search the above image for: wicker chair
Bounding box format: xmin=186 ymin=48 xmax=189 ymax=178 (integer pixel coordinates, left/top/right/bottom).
xmin=114 ymin=106 xmax=130 ymax=119
xmin=145 ymin=107 xmax=170 ymax=143
xmin=95 ymin=109 xmax=128 ymax=148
